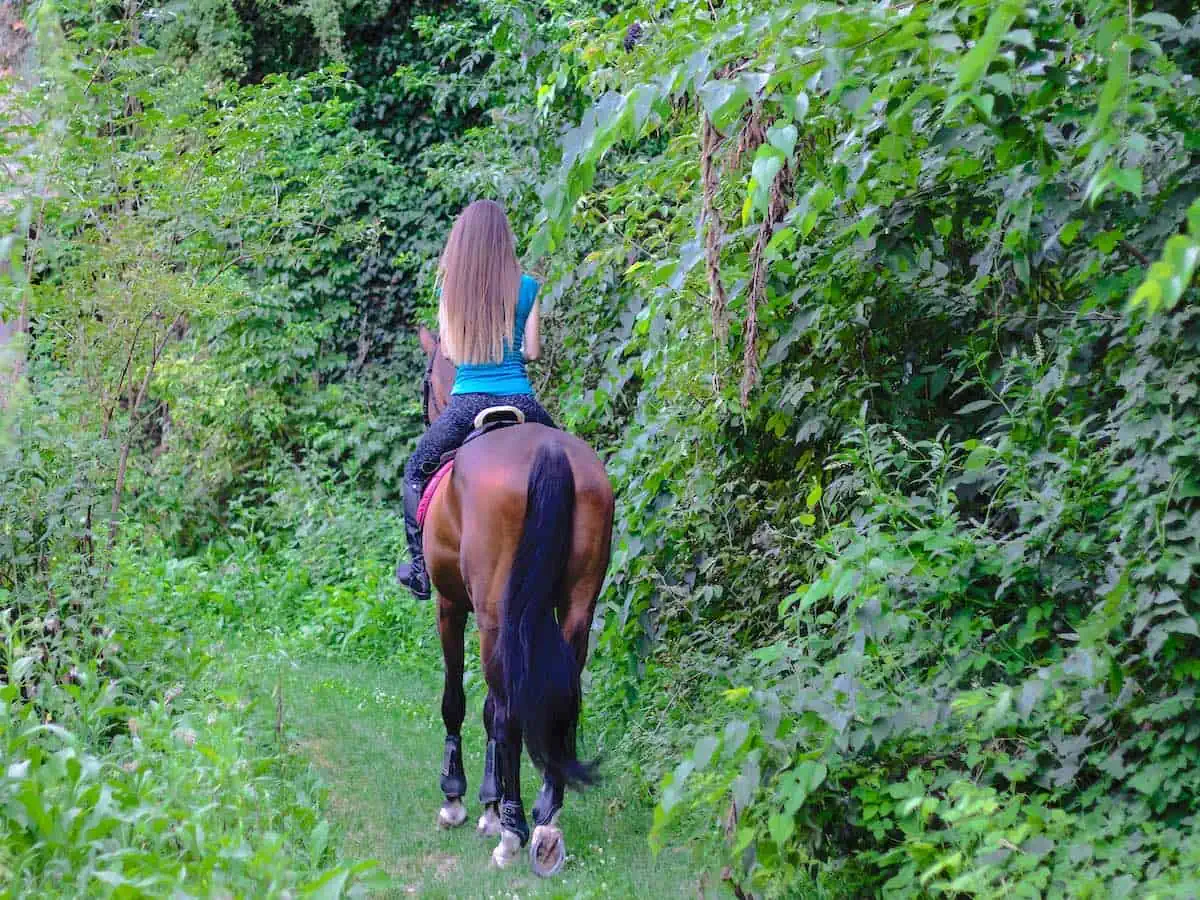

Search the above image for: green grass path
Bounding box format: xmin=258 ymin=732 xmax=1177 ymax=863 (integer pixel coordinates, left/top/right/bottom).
xmin=280 ymin=657 xmax=702 ymax=899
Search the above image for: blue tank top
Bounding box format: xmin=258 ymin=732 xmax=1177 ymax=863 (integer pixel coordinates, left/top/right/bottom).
xmin=451 ymin=274 xmax=538 ymax=396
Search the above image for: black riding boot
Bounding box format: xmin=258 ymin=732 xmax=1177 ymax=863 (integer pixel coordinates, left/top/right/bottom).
xmin=395 ymin=481 xmax=431 ymax=600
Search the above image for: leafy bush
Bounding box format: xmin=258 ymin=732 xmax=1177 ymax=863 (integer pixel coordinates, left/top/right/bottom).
xmin=486 ymin=0 xmax=1200 ymax=894
xmin=0 ymin=536 xmax=383 ymax=897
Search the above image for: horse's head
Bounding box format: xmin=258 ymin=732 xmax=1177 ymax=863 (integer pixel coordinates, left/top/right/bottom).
xmin=419 ymin=325 xmax=457 ymax=426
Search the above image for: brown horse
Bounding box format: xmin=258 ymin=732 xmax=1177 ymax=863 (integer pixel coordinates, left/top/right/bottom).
xmin=416 ymin=325 xmax=614 ymax=876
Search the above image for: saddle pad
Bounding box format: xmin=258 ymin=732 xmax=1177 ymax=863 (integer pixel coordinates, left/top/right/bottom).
xmin=417 ymin=459 xmax=454 ymax=528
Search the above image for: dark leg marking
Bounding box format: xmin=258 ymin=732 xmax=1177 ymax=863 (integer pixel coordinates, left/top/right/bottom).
xmin=439 ymin=602 xmax=468 ymax=799
xmin=479 ymin=692 xmax=501 ymax=805
xmin=494 ymin=699 xmax=529 ymax=846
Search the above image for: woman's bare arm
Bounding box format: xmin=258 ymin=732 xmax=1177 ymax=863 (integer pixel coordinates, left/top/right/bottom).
xmin=523 ymin=300 xmax=541 ymax=360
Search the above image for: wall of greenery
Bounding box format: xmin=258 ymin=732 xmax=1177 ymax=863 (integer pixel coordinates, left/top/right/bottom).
xmin=2 ymin=0 xmax=1198 ymax=895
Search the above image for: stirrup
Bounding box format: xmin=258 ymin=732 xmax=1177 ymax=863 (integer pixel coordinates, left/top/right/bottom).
xmin=474 ymin=405 xmax=525 ymax=430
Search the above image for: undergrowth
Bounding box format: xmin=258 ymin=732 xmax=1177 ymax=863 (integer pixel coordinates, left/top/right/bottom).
xmin=0 ymin=538 xmax=380 ymax=897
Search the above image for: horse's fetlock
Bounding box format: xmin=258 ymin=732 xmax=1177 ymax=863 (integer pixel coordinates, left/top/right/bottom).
xmin=500 ymin=799 xmax=529 ymax=846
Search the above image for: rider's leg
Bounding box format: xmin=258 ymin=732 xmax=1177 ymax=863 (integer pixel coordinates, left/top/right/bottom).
xmin=395 ymin=477 xmax=431 ymax=600
xmin=396 ymin=397 xmax=485 ymax=599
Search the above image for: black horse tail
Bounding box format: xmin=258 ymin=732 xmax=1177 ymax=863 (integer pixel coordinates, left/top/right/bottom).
xmin=499 ymin=441 xmax=597 ymax=790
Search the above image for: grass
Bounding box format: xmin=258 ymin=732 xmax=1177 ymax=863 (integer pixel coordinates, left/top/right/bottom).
xmin=278 ymin=655 xmax=704 ymax=899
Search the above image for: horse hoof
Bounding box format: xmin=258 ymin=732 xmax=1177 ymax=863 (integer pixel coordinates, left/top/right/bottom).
xmin=491 ymin=829 xmax=522 ymax=868
xmin=477 ymin=805 xmax=501 ymax=837
xmin=530 ymin=824 xmax=566 ymax=877
xmin=437 ymin=799 xmax=467 ymax=830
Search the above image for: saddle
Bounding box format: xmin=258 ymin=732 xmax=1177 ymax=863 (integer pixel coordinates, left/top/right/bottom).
xmin=416 ymin=406 xmax=527 ymax=528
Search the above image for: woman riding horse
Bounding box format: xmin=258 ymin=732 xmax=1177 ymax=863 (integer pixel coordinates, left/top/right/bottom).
xmin=398 ymin=200 xmax=614 ymax=876
xmin=396 ymin=199 xmax=553 ymax=599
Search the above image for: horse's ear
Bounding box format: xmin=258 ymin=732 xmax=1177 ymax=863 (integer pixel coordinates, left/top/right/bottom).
xmin=418 ymin=325 xmax=436 ymax=356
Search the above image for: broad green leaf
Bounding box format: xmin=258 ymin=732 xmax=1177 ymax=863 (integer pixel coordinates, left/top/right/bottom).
xmin=1129 ymin=765 xmax=1164 ymax=796
xmin=699 ymin=79 xmax=749 ymax=130
xmin=309 ymin=819 xmax=330 ymax=868
xmin=724 ymin=719 xmax=751 ymax=756
xmin=767 ymin=122 xmax=798 ymax=159
xmin=765 ymin=226 xmax=797 ymax=259
xmin=768 ymin=812 xmax=795 ymax=845
xmin=304 ymin=866 xmax=350 ymax=900
xmin=964 ymin=446 xmax=991 ymax=471
xmin=1139 ymin=12 xmax=1181 ymax=30
xmin=929 ymin=33 xmax=963 ymax=52
xmin=1110 ymin=167 xmax=1142 ymax=199
xmin=660 ymin=758 xmax=695 ymax=813
xmin=1059 ymin=220 xmax=1083 ymax=245
xmin=793 ymin=92 xmax=810 ymax=122
xmin=1092 ymin=40 xmax=1131 ymax=135
xmin=957 ymin=399 xmax=995 ymax=415
xmin=805 ymin=483 xmax=822 ymax=509
xmin=746 ymin=145 xmax=786 ymax=222
xmin=1006 ymin=29 xmax=1035 ymax=50
xmin=954 ymin=2 xmax=1022 ymax=92
xmin=1094 ymin=230 xmax=1122 ymax=254
xmin=799 ymin=183 xmax=835 ymax=236
xmin=781 ymin=759 xmax=828 ymax=816
xmin=971 ymin=93 xmax=995 ymax=121
xmin=1128 ymin=234 xmax=1200 ymax=313
xmin=693 ymin=735 xmax=719 ymax=770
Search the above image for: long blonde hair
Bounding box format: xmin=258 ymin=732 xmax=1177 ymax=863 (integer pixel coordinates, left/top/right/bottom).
xmin=436 ymin=200 xmax=522 ymax=366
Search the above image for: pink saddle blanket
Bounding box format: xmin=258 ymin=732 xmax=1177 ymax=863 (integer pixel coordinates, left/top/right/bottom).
xmin=417 ymin=459 xmax=454 ymax=528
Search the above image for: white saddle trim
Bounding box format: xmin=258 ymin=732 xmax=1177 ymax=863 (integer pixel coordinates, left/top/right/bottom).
xmin=474 ymin=405 xmax=526 ymax=430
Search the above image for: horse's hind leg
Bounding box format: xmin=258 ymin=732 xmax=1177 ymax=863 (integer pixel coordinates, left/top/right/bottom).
xmin=476 ymin=690 xmax=502 ymax=837
xmin=489 ymin=692 xmax=529 ymax=868
xmin=436 ymin=596 xmax=469 ymax=830
xmin=530 ymin=597 xmax=596 ymax=877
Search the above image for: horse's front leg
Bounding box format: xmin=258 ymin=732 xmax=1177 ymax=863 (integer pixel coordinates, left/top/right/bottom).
xmin=436 ymin=596 xmax=469 ymax=829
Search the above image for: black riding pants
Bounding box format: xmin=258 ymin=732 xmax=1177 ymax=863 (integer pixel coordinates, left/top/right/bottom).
xmin=404 ymin=393 xmax=556 ymax=487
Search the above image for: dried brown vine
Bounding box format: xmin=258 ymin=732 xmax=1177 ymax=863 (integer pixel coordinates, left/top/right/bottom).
xmin=741 ymin=161 xmax=794 ymax=407
xmin=730 ymin=104 xmax=766 ymax=170
xmin=700 ymin=114 xmax=729 ymax=341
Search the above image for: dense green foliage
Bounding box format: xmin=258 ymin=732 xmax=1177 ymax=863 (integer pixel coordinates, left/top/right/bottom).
xmin=414 ymin=1 xmax=1200 ymax=894
xmin=523 ymin=3 xmax=1200 ymax=896
xmin=3 ymin=0 xmax=1199 ymax=896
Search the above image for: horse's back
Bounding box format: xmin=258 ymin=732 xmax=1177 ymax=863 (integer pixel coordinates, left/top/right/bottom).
xmin=454 ymin=424 xmax=611 ymax=508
